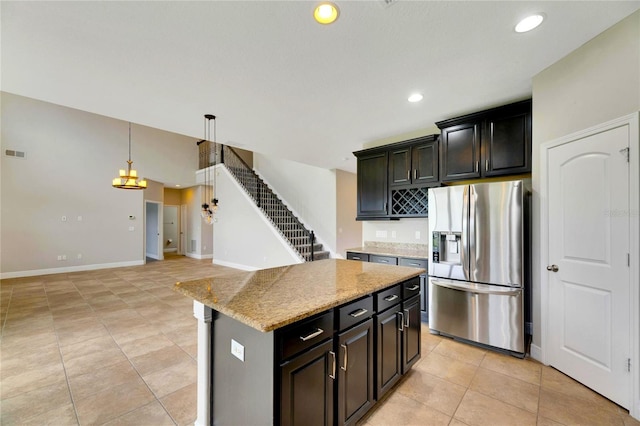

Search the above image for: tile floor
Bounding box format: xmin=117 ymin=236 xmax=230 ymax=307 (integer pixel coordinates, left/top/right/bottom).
xmin=1 ymin=255 xmax=638 ymax=426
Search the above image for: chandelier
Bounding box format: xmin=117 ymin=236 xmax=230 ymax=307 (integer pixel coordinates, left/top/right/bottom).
xmin=112 ymin=122 xmax=147 ymax=190
xmin=198 ymin=114 xmax=219 ymax=224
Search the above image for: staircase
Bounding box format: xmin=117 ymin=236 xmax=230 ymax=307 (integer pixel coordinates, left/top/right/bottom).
xmin=221 ymin=145 xmax=330 ymax=262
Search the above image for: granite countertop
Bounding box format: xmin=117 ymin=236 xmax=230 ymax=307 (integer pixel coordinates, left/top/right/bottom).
xmin=346 ymin=243 xmax=429 ymax=260
xmin=174 ymin=259 xmax=423 ymax=332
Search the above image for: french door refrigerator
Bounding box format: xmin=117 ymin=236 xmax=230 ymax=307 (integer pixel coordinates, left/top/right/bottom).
xmin=428 ymin=180 xmax=529 ymax=356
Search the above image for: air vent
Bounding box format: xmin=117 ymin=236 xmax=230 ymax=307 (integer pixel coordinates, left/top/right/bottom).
xmin=5 ymin=149 xmax=26 ymax=159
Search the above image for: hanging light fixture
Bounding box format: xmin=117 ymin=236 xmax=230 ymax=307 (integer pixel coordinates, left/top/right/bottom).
xmin=198 ymin=114 xmax=219 ymax=225
xmin=112 ymin=122 xmax=147 ymax=190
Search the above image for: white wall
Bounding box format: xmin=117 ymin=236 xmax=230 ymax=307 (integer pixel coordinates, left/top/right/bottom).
xmin=253 ymin=153 xmax=338 ymax=255
xmin=362 ymin=218 xmax=429 ymax=246
xmin=0 ymin=93 xmax=198 ymax=277
xmin=212 ymin=165 xmax=301 ymax=270
xmin=531 ymin=10 xmax=640 ymax=350
xmin=335 ymin=169 xmax=361 ymax=257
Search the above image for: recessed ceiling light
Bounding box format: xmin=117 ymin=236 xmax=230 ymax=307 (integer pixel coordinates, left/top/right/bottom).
xmin=515 ymin=14 xmax=544 ymax=33
xmin=408 ymin=93 xmax=423 ymax=103
xmin=314 ymin=2 xmax=340 ymax=25
xmin=175 ymin=184 xmax=181 ymax=187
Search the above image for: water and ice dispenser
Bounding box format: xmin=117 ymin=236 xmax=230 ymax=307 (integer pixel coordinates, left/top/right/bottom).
xmin=431 ymin=231 xmax=462 ymax=265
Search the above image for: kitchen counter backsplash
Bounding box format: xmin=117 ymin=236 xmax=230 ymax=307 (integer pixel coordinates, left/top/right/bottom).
xmin=347 ymin=241 xmax=429 ymax=259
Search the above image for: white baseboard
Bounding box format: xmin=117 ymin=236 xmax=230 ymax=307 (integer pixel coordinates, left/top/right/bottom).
xmin=529 ymin=343 xmax=542 ymax=363
xmin=0 ymin=260 xmax=145 ymax=279
xmin=185 ymin=253 xmax=214 ymax=260
xmin=212 ymin=259 xmax=258 ymax=271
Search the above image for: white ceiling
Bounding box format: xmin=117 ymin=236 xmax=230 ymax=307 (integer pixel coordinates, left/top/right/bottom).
xmin=2 ymin=1 xmax=639 ymax=179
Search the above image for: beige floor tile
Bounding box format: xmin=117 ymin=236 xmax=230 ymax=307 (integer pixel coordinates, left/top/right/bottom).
xmin=449 ymin=420 xmax=471 ymax=426
xmin=75 ymin=376 xmax=155 ymax=425
xmin=623 ymin=413 xmax=640 ymax=426
xmin=142 ymin=359 xmax=197 ymax=398
xmin=103 ymin=400 xmax=176 ymax=426
xmin=109 ymin=321 xmax=162 ymax=345
xmin=454 ymin=389 xmax=537 ymax=426
xmin=68 ymin=359 xmax=141 ymax=400
xmin=396 ymin=369 xmax=466 ymax=416
xmin=539 ymin=387 xmax=624 ymax=426
xmin=469 ymin=367 xmax=539 ymax=413
xmin=161 ymin=382 xmax=197 ymax=425
xmin=181 ymin=343 xmax=198 ymax=358
xmin=432 ymin=338 xmax=487 ymax=366
xmin=118 ymin=333 xmax=176 ymax=359
xmin=0 ymin=381 xmax=73 ymax=425
xmin=480 ymin=351 xmax=542 ymax=385
xmin=416 ymin=351 xmax=479 ymax=387
xmin=62 ymin=340 xmax=128 ymax=378
xmin=0 ymin=329 xmax=59 ymax=353
xmin=540 ymin=366 xmax=620 ymax=413
xmin=536 ymin=416 xmax=564 ymax=426
xmin=163 ymin=324 xmax=197 ymax=346
xmin=59 ymin=335 xmax=119 ymax=362
xmin=0 ymin=361 xmax=67 ymax=399
xmin=364 ymin=391 xmax=451 ymax=426
xmin=130 ymin=344 xmax=194 ymax=376
xmin=56 ymin=320 xmax=111 ymax=346
xmin=1 ymin=342 xmax=61 ymax=376
xmin=21 ymin=403 xmax=79 ymax=426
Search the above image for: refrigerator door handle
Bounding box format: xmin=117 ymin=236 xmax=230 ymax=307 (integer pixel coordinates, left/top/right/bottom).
xmin=431 ymin=279 xmax=522 ymax=297
xmin=461 ymin=186 xmax=470 ymax=280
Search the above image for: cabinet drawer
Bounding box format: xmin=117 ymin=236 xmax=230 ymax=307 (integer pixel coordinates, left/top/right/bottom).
xmin=279 ymin=311 xmax=334 ymax=360
xmin=369 ymin=255 xmax=398 ymax=265
xmin=375 ymin=284 xmax=402 ymax=313
xmin=338 ymin=296 xmax=373 ymax=331
xmin=347 ymin=252 xmax=369 ymax=262
xmin=398 ymin=257 xmax=428 ymax=272
xmin=401 ymin=277 xmax=421 ymax=300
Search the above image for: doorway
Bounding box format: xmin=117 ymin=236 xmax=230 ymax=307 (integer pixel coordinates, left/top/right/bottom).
xmin=540 ymin=112 xmax=639 ymax=415
xmin=145 ymin=201 xmax=162 ymax=261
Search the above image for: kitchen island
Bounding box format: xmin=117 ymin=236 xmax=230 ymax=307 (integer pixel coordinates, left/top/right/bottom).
xmin=175 ymin=258 xmax=424 ymax=426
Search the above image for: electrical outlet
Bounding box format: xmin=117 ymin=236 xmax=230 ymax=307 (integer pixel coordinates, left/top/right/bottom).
xmin=415 ymin=231 xmax=421 ymax=239
xmin=391 ymin=231 xmax=397 ymax=238
xmin=57 ymin=255 xmax=62 ymax=261
xmin=128 ymin=226 xmax=134 ymax=231
xmin=62 ymin=255 xmax=67 ymax=261
xmin=375 ymin=230 xmax=387 ymax=238
xmin=231 ymin=339 xmax=245 ymax=362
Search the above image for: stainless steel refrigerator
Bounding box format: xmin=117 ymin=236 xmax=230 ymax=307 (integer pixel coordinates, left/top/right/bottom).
xmin=428 ymin=180 xmax=529 ymax=356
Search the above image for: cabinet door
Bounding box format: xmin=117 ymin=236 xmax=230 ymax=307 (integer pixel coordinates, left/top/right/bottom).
xmin=402 ymin=296 xmax=421 ymax=373
xmin=375 ymin=306 xmax=402 ymax=399
xmin=389 ymin=147 xmax=411 ymax=187
xmin=440 ymin=122 xmax=481 ymax=181
xmin=356 ymin=152 xmax=388 ymax=218
xmin=483 ymin=109 xmax=531 ymax=177
xmin=412 ymin=141 xmax=439 ymax=184
xmin=337 ymin=319 xmax=374 ymax=426
xmin=280 ymin=340 xmax=335 ymax=426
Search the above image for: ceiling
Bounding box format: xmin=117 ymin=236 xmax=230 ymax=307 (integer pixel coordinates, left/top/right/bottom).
xmin=2 ymin=1 xmax=639 ymax=180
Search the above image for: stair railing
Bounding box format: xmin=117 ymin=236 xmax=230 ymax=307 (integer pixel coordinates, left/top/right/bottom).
xmin=221 ymin=145 xmax=315 ymax=261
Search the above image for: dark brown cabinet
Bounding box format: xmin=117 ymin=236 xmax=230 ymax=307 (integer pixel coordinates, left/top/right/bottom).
xmin=337 ymin=319 xmax=374 ymax=426
xmin=280 ymin=339 xmax=335 ymax=426
xmin=437 ymin=100 xmax=531 ymax=182
xmin=375 ymin=305 xmax=402 ymax=399
xmin=389 ymin=136 xmax=439 ymax=187
xmin=354 ymin=135 xmax=439 ymax=220
xmin=355 ymin=151 xmax=388 ymax=219
xmin=401 ymin=295 xmax=421 ymax=372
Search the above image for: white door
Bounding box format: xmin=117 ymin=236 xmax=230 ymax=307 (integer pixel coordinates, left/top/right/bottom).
xmin=180 ymin=204 xmax=187 ymax=255
xmin=547 ymin=124 xmax=630 ymax=408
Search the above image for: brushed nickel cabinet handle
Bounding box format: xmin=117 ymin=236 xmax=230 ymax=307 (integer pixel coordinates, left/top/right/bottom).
xmin=384 ymin=294 xmax=399 ymax=302
xmin=349 ymin=308 xmax=368 ymax=318
xmin=414 ymin=169 xmax=418 ymax=180
xmin=406 ymin=285 xmax=419 ymax=291
xmin=404 ymin=309 xmax=410 ymax=328
xmin=352 ymin=256 xmax=361 ymax=260
xmin=485 ymin=160 xmax=489 ymax=171
xmin=341 ymin=344 xmax=348 ymax=371
xmin=398 ymin=312 xmax=404 ymax=331
xmin=328 ymin=351 xmax=336 ymax=379
xmin=299 ymin=328 xmax=323 ymax=341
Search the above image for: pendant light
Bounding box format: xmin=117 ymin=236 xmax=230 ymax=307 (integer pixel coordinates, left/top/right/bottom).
xmin=198 ymin=114 xmax=219 ymax=225
xmin=112 ymin=122 xmax=147 ymax=190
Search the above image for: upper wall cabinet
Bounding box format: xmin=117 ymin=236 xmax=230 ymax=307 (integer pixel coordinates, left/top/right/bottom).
xmin=436 ymin=100 xmax=532 ymax=182
xmin=354 ymin=135 xmax=439 ymax=220
xmin=389 ymin=136 xmax=439 ymax=187
xmin=355 ymin=150 xmax=389 ymax=219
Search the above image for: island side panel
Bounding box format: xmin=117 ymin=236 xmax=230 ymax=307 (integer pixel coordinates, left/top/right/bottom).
xmin=212 ymin=312 xmax=275 ymax=425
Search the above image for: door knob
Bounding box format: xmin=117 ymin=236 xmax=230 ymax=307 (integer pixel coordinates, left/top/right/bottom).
xmin=546 ymin=264 xmax=559 ymax=272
